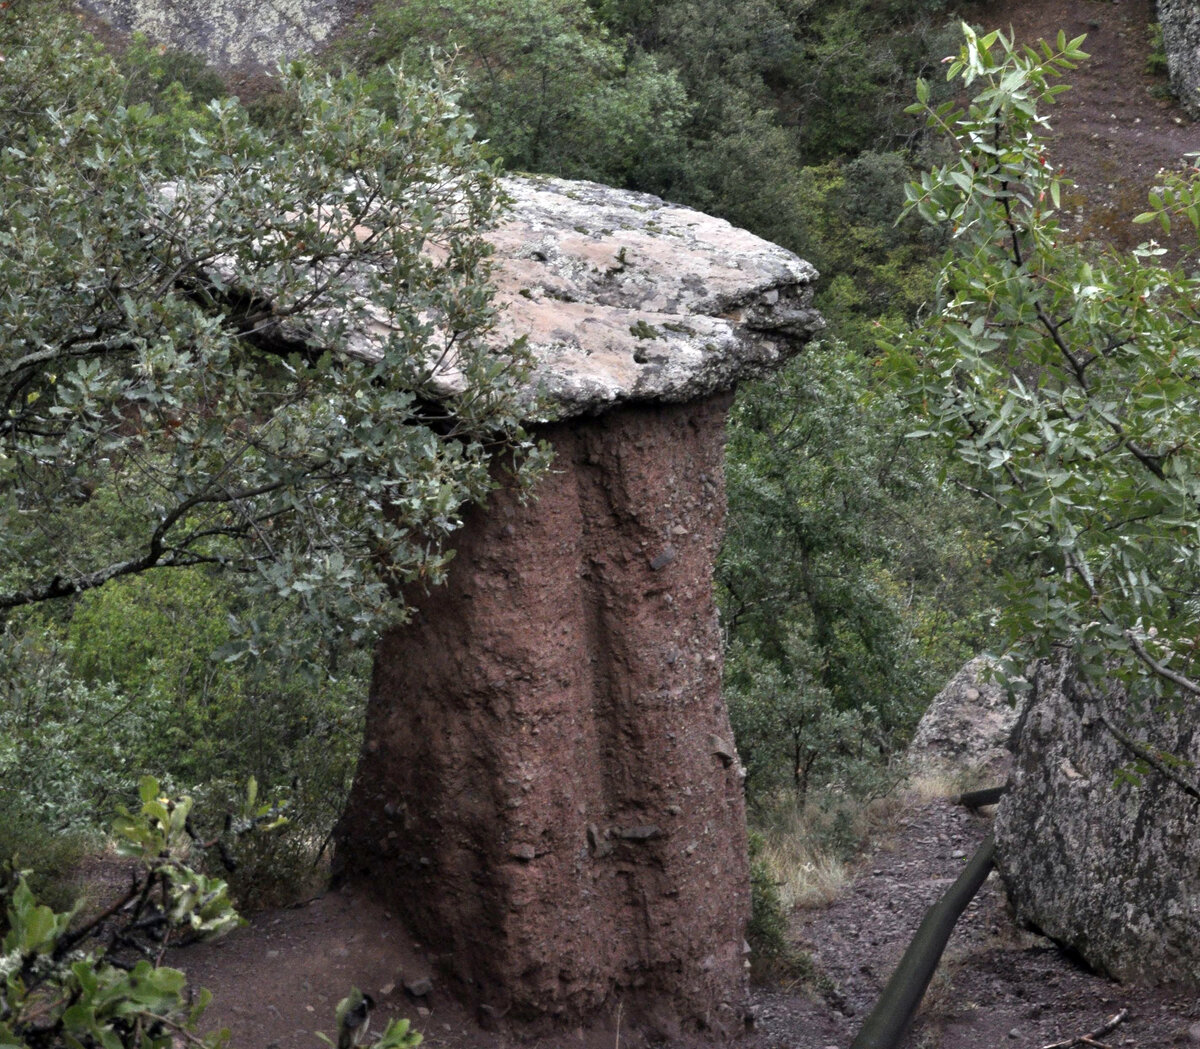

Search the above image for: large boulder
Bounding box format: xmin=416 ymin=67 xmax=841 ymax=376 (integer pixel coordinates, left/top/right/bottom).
xmin=995 ymin=655 xmax=1200 ymax=985
xmin=332 ymin=177 xmax=821 ymax=1040
xmin=907 ymin=656 xmax=1020 ymax=781
xmin=1159 ymin=0 xmax=1200 ymax=118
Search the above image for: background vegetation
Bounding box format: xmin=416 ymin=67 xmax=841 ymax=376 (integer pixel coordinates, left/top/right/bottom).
xmin=0 ymin=0 xmax=1006 ymax=894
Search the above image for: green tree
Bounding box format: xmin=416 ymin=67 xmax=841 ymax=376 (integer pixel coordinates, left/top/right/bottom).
xmin=0 ymin=1 xmax=541 ymax=642
xmin=0 ymin=569 xmax=368 ymax=901
xmin=891 ymin=24 xmax=1200 ymax=703
xmin=720 ymin=341 xmax=1004 ymax=795
xmin=0 ymin=776 xmax=239 ymax=1049
xmin=333 ymin=0 xmax=688 ymax=186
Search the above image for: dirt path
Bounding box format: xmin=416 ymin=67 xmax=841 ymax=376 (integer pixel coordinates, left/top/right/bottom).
xmin=169 ymin=795 xmax=1200 ymax=1049
xmin=749 ymin=798 xmax=1198 ymax=1049
xmin=961 ymin=0 xmax=1197 ymax=257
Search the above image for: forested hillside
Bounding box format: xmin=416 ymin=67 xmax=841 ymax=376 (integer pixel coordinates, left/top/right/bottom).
xmin=1 ymin=0 xmax=1198 ymax=1045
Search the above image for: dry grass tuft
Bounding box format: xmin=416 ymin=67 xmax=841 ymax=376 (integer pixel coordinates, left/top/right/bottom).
xmin=758 ymin=822 xmax=849 ymax=910
xmin=751 ymin=765 xmax=1001 ymax=912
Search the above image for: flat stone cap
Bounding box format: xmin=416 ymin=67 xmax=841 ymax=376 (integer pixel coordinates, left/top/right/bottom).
xmin=488 ymin=177 xmax=822 ymax=418
xmin=172 ymin=172 xmax=822 ymax=419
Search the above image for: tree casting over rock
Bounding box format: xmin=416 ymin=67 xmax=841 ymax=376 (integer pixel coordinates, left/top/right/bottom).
xmin=0 ymin=0 xmax=540 ymax=644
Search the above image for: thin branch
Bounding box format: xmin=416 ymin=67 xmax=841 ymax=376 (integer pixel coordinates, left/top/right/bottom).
xmin=1125 ymin=631 xmax=1200 ymax=698
xmin=1040 ymin=1008 xmax=1128 ymax=1049
xmin=952 ymin=476 xmax=1005 ymax=507
xmin=0 ymin=469 xmax=326 ymax=611
xmin=53 ymin=879 xmax=142 ymax=960
xmin=1096 ymin=706 xmax=1200 ymax=802
xmin=1081 ymin=676 xmax=1200 ymax=803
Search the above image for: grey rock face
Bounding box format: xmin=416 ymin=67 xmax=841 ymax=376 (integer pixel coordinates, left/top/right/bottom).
xmin=76 ymin=0 xmax=354 ymax=70
xmin=995 ymin=656 xmax=1200 ymax=984
xmin=907 ymin=656 xmax=1020 ymax=779
xmin=186 ymin=173 xmax=822 ymax=419
xmin=487 ymin=177 xmax=821 ymax=418
xmin=1159 ymin=0 xmax=1200 ymax=118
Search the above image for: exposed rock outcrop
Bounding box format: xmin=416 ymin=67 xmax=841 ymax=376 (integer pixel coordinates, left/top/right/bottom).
xmin=1159 ymin=0 xmax=1200 ymax=118
xmin=995 ymin=655 xmax=1200 ymax=985
xmin=333 ymin=178 xmax=821 ymax=1039
xmin=75 ymin=0 xmax=353 ymax=70
xmin=486 ymin=178 xmax=818 ymax=415
xmin=907 ymin=657 xmax=1020 ymax=781
xmin=326 ymin=176 xmax=819 ymax=409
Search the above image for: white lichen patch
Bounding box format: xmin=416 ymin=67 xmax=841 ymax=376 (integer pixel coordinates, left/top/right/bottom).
xmin=79 ymin=0 xmax=351 ymax=69
xmin=484 ymin=176 xmax=822 ymax=418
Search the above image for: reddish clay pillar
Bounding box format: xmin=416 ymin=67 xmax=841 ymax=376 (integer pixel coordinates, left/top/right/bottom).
xmin=334 ymin=395 xmax=749 ymax=1039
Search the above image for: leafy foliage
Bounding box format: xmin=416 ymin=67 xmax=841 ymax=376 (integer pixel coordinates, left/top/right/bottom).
xmin=720 ymin=341 xmax=1006 ymax=796
xmin=0 ymin=576 xmax=367 ymax=907
xmin=0 ymin=1 xmax=542 ymax=644
xmin=891 ymin=24 xmax=1200 ymax=701
xmin=0 ymin=776 xmax=239 ymax=1049
xmin=331 ymin=0 xmax=689 ymax=186
xmin=0 ymin=777 xmax=424 ymax=1048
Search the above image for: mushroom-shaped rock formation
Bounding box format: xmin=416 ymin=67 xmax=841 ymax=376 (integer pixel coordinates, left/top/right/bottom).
xmin=487 ymin=177 xmax=820 ymax=414
xmin=332 ymin=177 xmax=821 ymax=1040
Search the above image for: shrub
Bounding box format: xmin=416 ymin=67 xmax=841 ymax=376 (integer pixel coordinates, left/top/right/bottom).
xmin=0 ymin=777 xmax=424 ymax=1049
xmin=746 ymin=831 xmax=814 ymax=982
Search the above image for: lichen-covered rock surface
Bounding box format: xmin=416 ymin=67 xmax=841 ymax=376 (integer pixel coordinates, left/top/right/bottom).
xmin=75 ymin=0 xmax=354 ymax=70
xmin=181 ymin=173 xmax=821 ymax=418
xmin=331 ymin=176 xmax=821 ymax=415
xmin=486 ymin=177 xmax=820 ymax=417
xmin=1159 ymin=0 xmax=1200 ymax=118
xmin=995 ymin=655 xmax=1200 ymax=985
xmin=907 ymin=656 xmax=1020 ymax=780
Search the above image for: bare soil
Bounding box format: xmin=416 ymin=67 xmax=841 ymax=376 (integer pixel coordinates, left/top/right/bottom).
xmin=960 ymin=0 xmax=1197 ymax=258
xmin=750 ymin=797 xmax=1200 ymax=1049
xmin=128 ymin=0 xmax=1200 ymax=1045
xmin=167 ymin=793 xmax=1200 ymax=1049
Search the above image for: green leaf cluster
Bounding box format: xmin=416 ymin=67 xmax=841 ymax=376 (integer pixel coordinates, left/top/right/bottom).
xmin=330 ymin=0 xmax=689 ymax=186
xmin=721 ymin=341 xmax=1008 ymax=796
xmin=0 ymin=776 xmax=426 ymax=1049
xmin=0 ymin=569 xmax=368 ymax=908
xmin=0 ymin=777 xmax=237 ymax=1049
xmin=0 ymin=1 xmax=544 ymax=641
xmin=893 ymin=24 xmax=1200 ymax=700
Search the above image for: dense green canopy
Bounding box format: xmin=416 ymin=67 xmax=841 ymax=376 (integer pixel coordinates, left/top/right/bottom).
xmin=0 ymin=2 xmax=540 ymax=643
